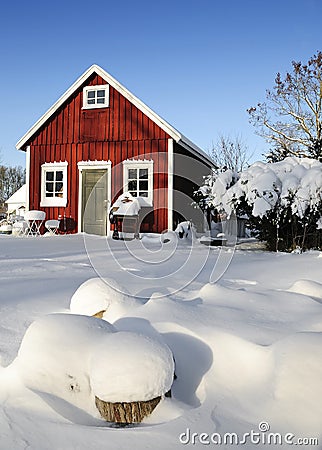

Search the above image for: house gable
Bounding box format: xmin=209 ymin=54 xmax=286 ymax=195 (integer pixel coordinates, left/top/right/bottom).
xmin=22 ymin=72 xmax=171 ymax=147
xmin=16 ymin=64 xmax=213 ymax=167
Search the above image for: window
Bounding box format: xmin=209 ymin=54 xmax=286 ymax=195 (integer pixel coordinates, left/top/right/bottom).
xmin=40 ymin=162 xmax=68 ymax=207
xmin=82 ymin=85 xmax=109 ymax=109
xmin=123 ymin=160 xmax=153 ymax=206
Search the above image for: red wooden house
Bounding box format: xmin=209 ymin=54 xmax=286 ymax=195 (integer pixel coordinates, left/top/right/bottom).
xmin=16 ymin=65 xmax=213 ymax=235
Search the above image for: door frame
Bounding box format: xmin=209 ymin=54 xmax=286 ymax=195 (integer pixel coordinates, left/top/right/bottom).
xmin=77 ymin=160 xmax=112 ymax=235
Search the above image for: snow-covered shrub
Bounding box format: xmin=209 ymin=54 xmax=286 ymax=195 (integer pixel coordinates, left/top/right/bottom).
xmin=14 ymin=313 xmax=174 ymax=423
xmin=194 ymin=168 xmax=238 ymax=232
xmin=196 ymin=157 xmax=322 ymax=251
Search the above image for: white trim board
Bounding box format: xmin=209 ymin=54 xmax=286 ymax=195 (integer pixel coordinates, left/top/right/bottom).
xmin=16 ymin=65 xmax=213 ymax=167
xmin=25 ymin=146 xmax=30 ymax=212
xmin=167 ymin=138 xmax=174 ymax=231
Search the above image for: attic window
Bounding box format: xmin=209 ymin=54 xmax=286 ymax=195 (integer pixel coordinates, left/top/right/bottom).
xmin=83 ymin=85 xmax=109 ymax=109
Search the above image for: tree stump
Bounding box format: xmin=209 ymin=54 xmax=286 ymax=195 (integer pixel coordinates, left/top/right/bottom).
xmin=95 ymin=396 xmax=161 ymax=424
xmin=92 ymin=310 xmax=106 ymax=319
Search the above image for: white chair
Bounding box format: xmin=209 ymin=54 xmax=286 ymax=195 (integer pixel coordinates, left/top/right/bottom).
xmin=45 ymin=219 xmax=59 ymax=236
xmin=25 ymin=210 xmax=46 ymax=236
xmin=12 ymin=221 xmax=28 ymax=237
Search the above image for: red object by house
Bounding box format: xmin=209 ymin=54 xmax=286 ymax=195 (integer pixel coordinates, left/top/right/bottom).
xmin=16 ymin=65 xmax=213 ymax=235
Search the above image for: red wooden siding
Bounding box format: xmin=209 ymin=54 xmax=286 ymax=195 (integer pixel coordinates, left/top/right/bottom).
xmin=30 ymin=75 xmax=169 ymax=145
xmin=27 ymin=73 xmax=170 ymax=233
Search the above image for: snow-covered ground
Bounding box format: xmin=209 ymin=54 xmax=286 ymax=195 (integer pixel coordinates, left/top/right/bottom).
xmin=0 ymin=234 xmax=322 ymax=449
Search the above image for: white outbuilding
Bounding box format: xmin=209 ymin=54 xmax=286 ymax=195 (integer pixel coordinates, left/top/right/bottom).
xmin=5 ymin=184 xmax=26 ymax=218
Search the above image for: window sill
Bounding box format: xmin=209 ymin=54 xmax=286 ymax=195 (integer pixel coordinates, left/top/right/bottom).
xmin=40 ymin=199 xmax=67 ymax=208
xmin=81 ymin=105 xmax=109 ymax=110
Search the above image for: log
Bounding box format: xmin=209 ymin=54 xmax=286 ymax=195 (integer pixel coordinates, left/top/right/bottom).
xmin=95 ymin=395 xmax=161 ymax=424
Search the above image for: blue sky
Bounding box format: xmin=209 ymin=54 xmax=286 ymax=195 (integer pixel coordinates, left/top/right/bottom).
xmin=1 ymin=0 xmax=322 ymax=167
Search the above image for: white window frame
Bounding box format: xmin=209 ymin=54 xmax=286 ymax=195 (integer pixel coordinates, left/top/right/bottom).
xmin=40 ymin=162 xmax=68 ymax=207
xmin=123 ymin=159 xmax=154 ymax=207
xmin=82 ymin=84 xmax=109 ymax=109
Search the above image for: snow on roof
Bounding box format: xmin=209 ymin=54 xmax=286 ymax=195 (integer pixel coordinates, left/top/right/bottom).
xmin=16 ymin=64 xmax=213 ymax=167
xmin=5 ymin=184 xmax=26 ymax=205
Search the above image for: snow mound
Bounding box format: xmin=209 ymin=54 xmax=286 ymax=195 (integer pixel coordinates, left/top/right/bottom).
xmin=15 ymin=314 xmax=116 ymax=409
xmin=90 ymin=332 xmax=174 ymax=402
xmin=288 ymin=279 xmax=322 ymax=299
xmin=271 ymin=332 xmax=322 ymax=431
xmin=210 ymin=330 xmax=322 ymax=433
xmin=14 ymin=314 xmax=174 ymax=415
xmin=160 ymin=230 xmax=178 ymax=244
xmin=70 ymin=277 xmax=140 ymax=321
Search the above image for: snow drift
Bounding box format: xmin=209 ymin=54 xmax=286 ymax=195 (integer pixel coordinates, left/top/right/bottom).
xmin=0 ymin=234 xmax=321 ymax=449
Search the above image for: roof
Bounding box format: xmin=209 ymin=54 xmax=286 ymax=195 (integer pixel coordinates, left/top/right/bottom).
xmin=16 ymin=64 xmax=213 ymax=167
xmin=5 ymin=184 xmax=26 ymax=205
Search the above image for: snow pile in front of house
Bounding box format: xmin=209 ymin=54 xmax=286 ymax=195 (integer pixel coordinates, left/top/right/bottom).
xmin=14 ymin=314 xmax=116 ymax=412
xmin=0 ymin=235 xmax=322 ymax=449
xmin=270 ymin=332 xmax=322 ymax=431
xmin=90 ymin=331 xmax=174 ymax=402
xmin=70 ymin=277 xmax=142 ymax=322
xmin=13 ymin=313 xmax=174 ymax=412
xmin=208 ymin=328 xmax=322 ymax=434
xmin=288 ymin=279 xmax=322 ymax=299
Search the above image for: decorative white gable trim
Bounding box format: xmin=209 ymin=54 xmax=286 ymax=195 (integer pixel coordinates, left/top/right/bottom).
xmin=42 ymin=161 xmax=68 ymax=167
xmin=123 ymin=158 xmax=154 ymax=164
xmin=77 ymin=160 xmax=112 ymax=170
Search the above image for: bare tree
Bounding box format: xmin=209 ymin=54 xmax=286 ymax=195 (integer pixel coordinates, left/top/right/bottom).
xmin=209 ymin=134 xmax=252 ymax=172
xmin=247 ymin=51 xmax=322 ymax=161
xmin=0 ymin=165 xmax=26 ymax=203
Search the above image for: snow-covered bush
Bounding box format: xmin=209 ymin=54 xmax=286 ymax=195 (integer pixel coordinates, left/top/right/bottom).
xmin=196 ymin=157 xmax=322 ymax=251
xmin=14 ymin=313 xmax=174 ymax=423
xmin=194 ymin=168 xmax=238 ymax=231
